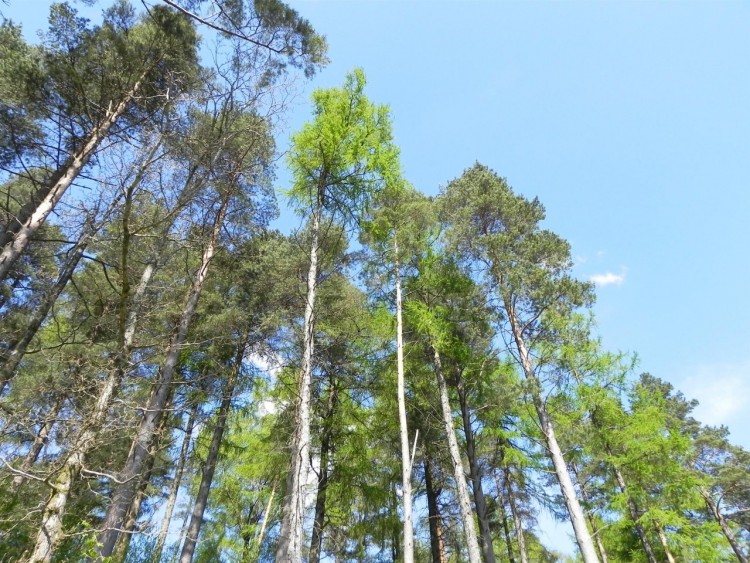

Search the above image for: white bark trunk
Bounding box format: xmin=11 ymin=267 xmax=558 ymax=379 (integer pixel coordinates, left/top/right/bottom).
xmin=654 ymin=522 xmax=676 ymax=563
xmin=276 ymin=209 xmax=320 ymax=561
xmin=504 ymin=299 xmax=599 ymax=563
xmin=394 ymin=238 xmax=414 ymax=563
xmin=256 ymin=479 xmax=277 ymax=550
xmin=431 ymin=346 xmax=482 ymax=563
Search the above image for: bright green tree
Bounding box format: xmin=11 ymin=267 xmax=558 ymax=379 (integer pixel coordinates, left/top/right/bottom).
xmin=277 ymin=68 xmax=399 ymax=561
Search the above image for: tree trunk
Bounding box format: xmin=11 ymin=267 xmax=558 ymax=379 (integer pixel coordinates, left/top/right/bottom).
xmin=610 ymin=461 xmax=657 ymax=563
xmin=152 ymin=406 xmax=197 ymax=563
xmin=111 ymin=423 xmax=163 ymax=563
xmin=0 ymin=76 xmax=145 ymax=283
xmin=0 ymin=133 xmax=159 ymax=394
xmin=431 ymin=346 xmax=482 ymax=563
xmin=654 ymin=521 xmax=676 ymax=563
xmin=21 ymin=132 xmax=165 ymax=559
xmin=26 ymin=268 xmax=145 ymax=563
xmin=13 ymin=396 xmax=64 ymax=487
xmin=503 ymin=298 xmax=599 ymax=563
xmin=276 ymin=206 xmax=320 ymax=562
xmin=701 ymin=487 xmax=747 ymax=562
xmin=254 ymin=479 xmax=277 ymax=556
xmin=394 ymin=237 xmax=415 ymax=563
xmin=179 ymin=339 xmax=247 ymax=563
xmin=571 ymin=463 xmax=609 ymax=563
xmin=98 ymin=192 xmax=230 ymax=558
xmin=456 ymin=375 xmax=496 ymax=563
xmin=309 ymin=381 xmax=338 ymax=563
xmin=0 ymin=233 xmax=88 ymax=394
xmin=424 ymin=455 xmax=448 ymax=563
xmin=502 ymin=468 xmax=529 ymax=563
xmin=495 ymin=477 xmax=516 ymax=563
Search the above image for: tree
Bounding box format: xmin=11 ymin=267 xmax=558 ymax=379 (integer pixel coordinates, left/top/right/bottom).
xmin=442 ymin=163 xmax=600 ymax=563
xmin=692 ymin=426 xmax=750 ymax=562
xmin=0 ymin=2 xmax=200 ymax=282
xmin=276 ymin=68 xmax=399 ymax=561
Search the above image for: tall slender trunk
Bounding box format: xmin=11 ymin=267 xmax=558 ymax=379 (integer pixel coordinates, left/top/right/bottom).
xmin=179 ymin=339 xmax=248 ymax=563
xmin=456 ymin=374 xmax=496 ymax=563
xmin=98 ymin=192 xmax=230 ymax=558
xmin=276 ymin=206 xmax=320 ymax=562
xmin=431 ymin=346 xmax=482 ymax=563
xmin=494 ymin=476 xmax=516 ymax=563
xmin=609 ymin=460 xmax=657 ymax=563
xmin=26 ymin=229 xmax=148 ymax=563
xmin=503 ymin=297 xmax=599 ymax=563
xmin=700 ymin=487 xmax=747 ymax=562
xmin=13 ymin=396 xmax=64 ymax=487
xmin=654 ymin=521 xmax=676 ymax=563
xmin=19 ymin=135 xmax=164 ymax=559
xmin=501 ymin=468 xmax=528 ymax=563
xmin=0 ymin=76 xmax=145 ymax=282
xmin=111 ymin=415 xmax=165 ymax=563
xmin=571 ymin=463 xmax=609 ymax=563
xmin=394 ymin=237 xmax=414 ymax=563
xmin=254 ymin=479 xmax=277 ymax=556
xmin=424 ymin=455 xmax=448 ymax=563
xmin=309 ymin=381 xmax=337 ymax=563
xmin=152 ymin=406 xmax=197 ymax=563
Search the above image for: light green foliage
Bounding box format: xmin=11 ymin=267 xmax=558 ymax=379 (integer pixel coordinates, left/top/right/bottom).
xmin=286 ymin=68 xmax=399 ymax=221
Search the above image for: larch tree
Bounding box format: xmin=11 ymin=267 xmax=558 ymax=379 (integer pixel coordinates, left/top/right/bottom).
xmin=361 ymin=186 xmax=437 ymax=563
xmin=277 ymin=68 xmax=399 ymax=561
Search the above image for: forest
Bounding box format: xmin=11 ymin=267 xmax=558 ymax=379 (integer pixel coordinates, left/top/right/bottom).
xmin=0 ymin=0 xmax=748 ymax=562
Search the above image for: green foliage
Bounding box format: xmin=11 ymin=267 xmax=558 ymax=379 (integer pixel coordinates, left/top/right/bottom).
xmin=286 ymin=68 xmax=399 ymax=223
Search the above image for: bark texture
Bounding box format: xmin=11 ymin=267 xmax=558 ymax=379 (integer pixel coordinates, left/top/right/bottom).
xmin=276 ymin=208 xmax=320 ymax=561
xmin=97 ymin=193 xmax=229 ymax=557
xmin=504 ymin=297 xmax=599 ymax=563
xmin=432 ymin=347 xmax=482 ymax=563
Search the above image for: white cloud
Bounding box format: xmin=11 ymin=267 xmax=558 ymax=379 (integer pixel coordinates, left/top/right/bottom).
xmin=681 ymin=362 xmax=750 ymax=429
xmin=590 ymin=270 xmax=626 ymax=286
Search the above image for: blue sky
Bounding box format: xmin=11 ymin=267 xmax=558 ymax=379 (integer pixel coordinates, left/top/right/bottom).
xmin=5 ymin=0 xmax=750 ymax=556
xmin=276 ymin=2 xmax=750 ymax=554
xmin=275 ymin=0 xmax=750 ymax=445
